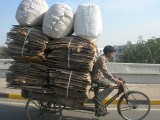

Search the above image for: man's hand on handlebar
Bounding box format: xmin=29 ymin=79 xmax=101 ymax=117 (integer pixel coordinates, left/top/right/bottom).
xmin=113 ymin=74 xmax=125 ymax=85
xmin=115 ymin=79 xmax=122 ymax=86
xmin=119 ymin=78 xmax=125 ymax=84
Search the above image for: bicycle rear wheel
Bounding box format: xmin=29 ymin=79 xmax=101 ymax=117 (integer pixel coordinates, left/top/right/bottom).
xmin=26 ymin=93 xmax=62 ymax=120
xmin=117 ymin=91 xmax=150 ymax=120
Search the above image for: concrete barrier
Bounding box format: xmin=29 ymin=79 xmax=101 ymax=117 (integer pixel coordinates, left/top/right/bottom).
xmin=0 ymin=59 xmax=160 ymax=84
xmin=108 ymin=63 xmax=160 ymax=84
xmin=0 ymin=59 xmax=14 ymax=78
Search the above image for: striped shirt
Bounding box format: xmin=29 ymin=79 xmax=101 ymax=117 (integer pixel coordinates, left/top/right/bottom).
xmin=91 ymin=54 xmax=116 ymax=83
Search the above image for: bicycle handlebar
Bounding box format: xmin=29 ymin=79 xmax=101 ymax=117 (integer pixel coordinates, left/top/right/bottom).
xmin=119 ymin=77 xmax=126 ymax=84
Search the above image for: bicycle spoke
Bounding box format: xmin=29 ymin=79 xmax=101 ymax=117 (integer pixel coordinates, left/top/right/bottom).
xmin=36 ymin=96 xmax=43 ymax=106
xmin=28 ymin=104 xmax=40 ymax=111
xmin=31 ymin=100 xmax=41 ymax=109
xmin=120 ymin=107 xmax=134 ymax=111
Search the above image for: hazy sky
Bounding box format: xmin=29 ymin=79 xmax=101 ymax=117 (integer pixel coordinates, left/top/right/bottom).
xmin=1 ymin=0 xmax=160 ymax=48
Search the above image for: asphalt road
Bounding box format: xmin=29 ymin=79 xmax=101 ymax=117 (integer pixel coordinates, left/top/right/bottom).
xmin=0 ymin=98 xmax=160 ymax=120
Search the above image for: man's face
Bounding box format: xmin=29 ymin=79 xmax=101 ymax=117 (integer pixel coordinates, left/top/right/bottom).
xmin=105 ymin=52 xmax=114 ymax=58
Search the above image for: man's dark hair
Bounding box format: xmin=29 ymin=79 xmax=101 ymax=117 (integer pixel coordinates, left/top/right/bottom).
xmin=103 ymin=45 xmax=115 ymax=54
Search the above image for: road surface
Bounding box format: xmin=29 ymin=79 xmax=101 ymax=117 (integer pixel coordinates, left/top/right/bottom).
xmin=0 ymin=98 xmax=160 ymax=120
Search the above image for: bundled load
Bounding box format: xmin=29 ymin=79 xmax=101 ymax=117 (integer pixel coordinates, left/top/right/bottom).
xmin=16 ymin=0 xmax=48 ymax=26
xmin=43 ymin=3 xmax=74 ymax=38
xmin=6 ymin=61 xmax=49 ymax=86
xmin=49 ymin=68 xmax=91 ymax=98
xmin=6 ymin=26 xmax=49 ymax=60
xmin=74 ymin=4 xmax=102 ymax=40
xmin=43 ymin=36 xmax=96 ymax=106
xmin=6 ymin=1 xmax=101 ymax=107
xmin=45 ymin=36 xmax=96 ymax=71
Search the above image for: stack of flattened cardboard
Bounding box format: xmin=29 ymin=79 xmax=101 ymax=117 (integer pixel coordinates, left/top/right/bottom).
xmin=45 ymin=36 xmax=96 ymax=71
xmin=6 ymin=26 xmax=50 ymax=86
xmin=6 ymin=26 xmax=49 ymax=60
xmin=6 ymin=61 xmax=49 ymax=86
xmin=49 ymin=68 xmax=91 ymax=98
xmin=44 ymin=36 xmax=96 ymax=105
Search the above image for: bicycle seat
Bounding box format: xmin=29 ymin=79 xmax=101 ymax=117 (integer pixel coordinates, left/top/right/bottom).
xmin=91 ymin=83 xmax=106 ymax=88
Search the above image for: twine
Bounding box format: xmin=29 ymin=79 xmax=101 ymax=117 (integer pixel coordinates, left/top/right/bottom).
xmin=68 ymin=36 xmax=73 ymax=68
xmin=66 ymin=71 xmax=72 ymax=97
xmin=22 ymin=28 xmax=33 ymax=57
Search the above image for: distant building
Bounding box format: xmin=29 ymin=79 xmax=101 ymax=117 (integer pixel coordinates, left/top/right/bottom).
xmin=97 ymin=41 xmax=134 ymax=62
xmin=113 ymin=45 xmax=125 ymax=62
xmin=113 ymin=41 xmax=134 ymax=62
xmin=97 ymin=48 xmax=103 ymax=56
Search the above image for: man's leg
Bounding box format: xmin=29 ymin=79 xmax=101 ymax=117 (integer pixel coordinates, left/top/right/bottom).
xmin=97 ymin=85 xmax=114 ymax=102
xmin=94 ymin=86 xmax=99 ymax=111
xmin=94 ymin=85 xmax=110 ymax=117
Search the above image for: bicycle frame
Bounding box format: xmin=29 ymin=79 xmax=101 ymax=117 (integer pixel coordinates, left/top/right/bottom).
xmin=79 ymin=83 xmax=128 ymax=112
xmin=102 ymin=84 xmax=126 ymax=107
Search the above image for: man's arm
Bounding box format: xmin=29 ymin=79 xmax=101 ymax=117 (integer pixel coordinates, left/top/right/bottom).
xmin=100 ymin=56 xmax=121 ymax=85
xmin=100 ymin=56 xmax=116 ymax=81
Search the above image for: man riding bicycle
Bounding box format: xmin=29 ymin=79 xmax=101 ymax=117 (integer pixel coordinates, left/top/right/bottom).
xmin=91 ymin=45 xmax=121 ymax=117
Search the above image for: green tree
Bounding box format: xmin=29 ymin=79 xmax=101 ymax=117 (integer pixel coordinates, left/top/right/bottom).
xmin=120 ymin=38 xmax=160 ymax=64
xmin=0 ymin=46 xmax=11 ymax=59
xmin=146 ymin=38 xmax=160 ymax=63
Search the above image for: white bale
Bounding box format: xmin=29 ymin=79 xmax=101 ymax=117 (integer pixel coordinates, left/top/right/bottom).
xmin=42 ymin=3 xmax=74 ymax=38
xmin=16 ymin=0 xmax=48 ymax=26
xmin=74 ymin=4 xmax=102 ymax=40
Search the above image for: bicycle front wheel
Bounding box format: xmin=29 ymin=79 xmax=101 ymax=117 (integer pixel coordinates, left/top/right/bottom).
xmin=117 ymin=91 xmax=150 ymax=120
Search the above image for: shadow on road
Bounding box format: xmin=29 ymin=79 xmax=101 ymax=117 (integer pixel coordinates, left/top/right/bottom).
xmin=62 ymin=116 xmax=99 ymax=120
xmin=0 ymin=104 xmax=27 ymax=120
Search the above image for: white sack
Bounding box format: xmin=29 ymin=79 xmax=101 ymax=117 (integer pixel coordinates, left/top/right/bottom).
xmin=74 ymin=4 xmax=102 ymax=40
xmin=16 ymin=0 xmax=48 ymax=26
xmin=42 ymin=3 xmax=74 ymax=38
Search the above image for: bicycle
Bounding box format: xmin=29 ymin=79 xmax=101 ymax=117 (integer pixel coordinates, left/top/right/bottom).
xmin=92 ymin=79 xmax=151 ymax=120
xmin=23 ymin=78 xmax=151 ymax=120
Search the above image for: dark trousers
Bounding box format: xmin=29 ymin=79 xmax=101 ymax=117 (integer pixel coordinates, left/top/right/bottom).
xmin=94 ymin=87 xmax=99 ymax=110
xmin=94 ymin=85 xmax=114 ymax=110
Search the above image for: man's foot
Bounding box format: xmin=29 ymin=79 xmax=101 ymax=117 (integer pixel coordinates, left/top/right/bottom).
xmin=95 ymin=109 xmax=107 ymax=117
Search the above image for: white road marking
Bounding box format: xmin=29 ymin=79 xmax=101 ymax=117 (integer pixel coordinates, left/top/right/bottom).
xmin=0 ymin=101 xmax=26 ymax=106
xmin=107 ymin=108 xmax=160 ymax=111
